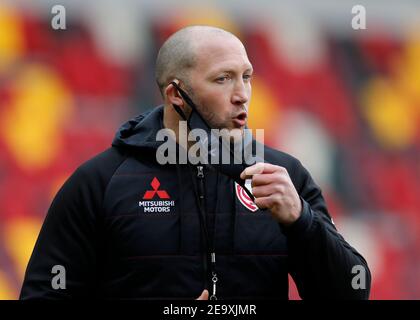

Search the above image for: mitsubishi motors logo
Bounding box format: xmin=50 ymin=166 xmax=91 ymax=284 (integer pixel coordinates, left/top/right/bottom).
xmin=143 ymin=177 xmax=170 ymax=199
xmin=139 ymin=177 xmax=174 ymax=213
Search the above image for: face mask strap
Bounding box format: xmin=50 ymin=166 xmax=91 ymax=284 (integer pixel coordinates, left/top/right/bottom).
xmin=170 ymin=81 xmax=197 ymax=121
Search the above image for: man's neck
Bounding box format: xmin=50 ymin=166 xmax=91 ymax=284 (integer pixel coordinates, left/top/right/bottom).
xmin=163 ymin=104 xmax=191 ymax=150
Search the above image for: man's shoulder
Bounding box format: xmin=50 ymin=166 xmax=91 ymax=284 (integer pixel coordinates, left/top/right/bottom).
xmin=263 ymin=144 xmax=302 ymax=171
xmin=75 ymin=147 xmax=127 ymax=182
xmin=60 ymin=147 xmax=128 ymax=197
xmin=48 ymin=147 xmax=128 ymax=212
xmin=262 ymin=144 xmax=315 ymax=193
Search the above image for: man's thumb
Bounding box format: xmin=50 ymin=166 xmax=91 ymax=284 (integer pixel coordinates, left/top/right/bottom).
xmin=196 ymin=289 xmax=209 ymax=300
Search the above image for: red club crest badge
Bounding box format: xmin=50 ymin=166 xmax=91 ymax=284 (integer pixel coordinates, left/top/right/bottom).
xmin=235 ymin=181 xmax=258 ymax=212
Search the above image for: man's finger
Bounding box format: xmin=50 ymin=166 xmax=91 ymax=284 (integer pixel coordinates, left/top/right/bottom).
xmin=196 ymin=289 xmax=209 ymax=300
xmin=252 ymin=184 xmax=278 ymax=198
xmin=254 ymin=196 xmax=274 ymax=210
xmin=240 ymin=162 xmax=265 ymax=180
xmin=240 ymin=162 xmax=285 ymax=180
xmin=251 ymin=172 xmax=289 ymax=188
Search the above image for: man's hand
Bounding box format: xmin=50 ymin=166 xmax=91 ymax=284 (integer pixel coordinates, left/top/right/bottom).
xmin=240 ymin=162 xmax=302 ymax=226
xmin=196 ymin=289 xmax=209 ymax=300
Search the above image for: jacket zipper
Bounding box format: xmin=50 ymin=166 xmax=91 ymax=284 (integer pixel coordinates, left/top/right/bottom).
xmin=196 ymin=165 xmax=218 ymax=300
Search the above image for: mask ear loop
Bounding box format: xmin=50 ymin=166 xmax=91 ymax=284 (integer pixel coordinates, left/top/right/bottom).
xmin=169 ymin=81 xmax=194 ymax=121
xmin=169 ymin=81 xmax=257 ymax=203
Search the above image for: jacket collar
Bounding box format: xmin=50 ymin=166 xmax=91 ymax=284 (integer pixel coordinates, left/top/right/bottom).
xmin=112 ymin=105 xmax=165 ymax=150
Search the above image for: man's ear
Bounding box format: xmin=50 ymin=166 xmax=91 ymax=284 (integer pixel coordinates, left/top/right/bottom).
xmin=164 ymin=81 xmax=184 ymax=108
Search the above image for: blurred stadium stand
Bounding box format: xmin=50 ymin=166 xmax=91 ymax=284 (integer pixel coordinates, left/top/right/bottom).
xmin=0 ymin=0 xmax=419 ymax=299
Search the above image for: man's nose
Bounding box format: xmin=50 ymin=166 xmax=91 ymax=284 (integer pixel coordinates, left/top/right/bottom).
xmin=231 ymin=80 xmax=249 ymax=106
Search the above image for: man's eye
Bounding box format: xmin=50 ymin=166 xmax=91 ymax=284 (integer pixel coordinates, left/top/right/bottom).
xmin=216 ymin=75 xmax=230 ymax=83
xmin=243 ymin=74 xmax=253 ymax=81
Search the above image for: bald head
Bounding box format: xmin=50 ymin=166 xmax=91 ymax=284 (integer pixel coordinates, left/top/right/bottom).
xmin=155 ymin=26 xmax=242 ymax=96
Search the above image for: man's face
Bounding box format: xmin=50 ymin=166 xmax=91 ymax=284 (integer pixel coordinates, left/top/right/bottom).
xmin=186 ymin=35 xmax=253 ymax=138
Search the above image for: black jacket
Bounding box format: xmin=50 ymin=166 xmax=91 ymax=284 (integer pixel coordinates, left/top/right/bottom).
xmin=20 ymin=105 xmax=371 ymax=300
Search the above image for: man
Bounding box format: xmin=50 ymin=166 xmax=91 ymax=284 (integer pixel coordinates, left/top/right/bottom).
xmin=20 ymin=26 xmax=371 ymax=300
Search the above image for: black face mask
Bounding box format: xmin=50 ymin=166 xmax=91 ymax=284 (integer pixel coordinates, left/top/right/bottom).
xmin=170 ymin=81 xmax=264 ymax=201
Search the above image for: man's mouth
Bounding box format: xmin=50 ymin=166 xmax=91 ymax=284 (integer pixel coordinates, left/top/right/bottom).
xmin=232 ymin=112 xmax=247 ymax=127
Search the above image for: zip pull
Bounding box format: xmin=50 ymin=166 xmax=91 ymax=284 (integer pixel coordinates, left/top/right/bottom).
xmin=197 ymin=165 xmax=204 ymax=178
xmin=210 ymin=271 xmax=218 ymax=300
xmin=209 ymin=252 xmax=217 ymax=300
xmin=211 ymin=252 xmax=216 ymax=264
